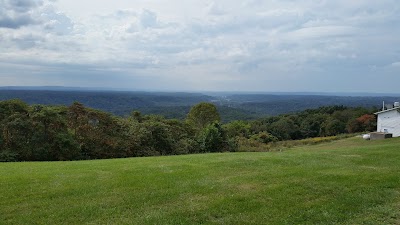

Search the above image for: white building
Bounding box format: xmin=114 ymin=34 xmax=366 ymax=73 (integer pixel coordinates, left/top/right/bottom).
xmin=374 ymin=102 xmax=400 ymax=137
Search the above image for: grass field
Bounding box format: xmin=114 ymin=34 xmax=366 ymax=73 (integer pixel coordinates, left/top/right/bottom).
xmin=1 ymin=137 xmax=400 ymax=224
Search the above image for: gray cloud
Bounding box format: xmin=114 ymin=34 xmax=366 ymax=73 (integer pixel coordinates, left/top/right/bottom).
xmin=41 ymin=6 xmax=74 ymax=35
xmin=139 ymin=9 xmax=158 ymax=28
xmin=12 ymin=33 xmax=45 ymax=49
xmin=0 ymin=0 xmax=44 ymax=28
xmin=1 ymin=0 xmax=400 ymax=92
xmin=7 ymin=0 xmax=43 ymax=12
xmin=0 ymin=13 xmax=36 ymax=28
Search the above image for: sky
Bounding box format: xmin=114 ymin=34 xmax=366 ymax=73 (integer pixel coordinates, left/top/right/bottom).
xmin=0 ymin=0 xmax=399 ymax=92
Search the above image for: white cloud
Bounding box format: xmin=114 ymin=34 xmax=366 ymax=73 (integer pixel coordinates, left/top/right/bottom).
xmin=288 ymin=26 xmax=357 ymax=40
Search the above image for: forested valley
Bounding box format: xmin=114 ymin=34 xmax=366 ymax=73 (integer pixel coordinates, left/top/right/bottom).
xmin=0 ymin=99 xmax=376 ymax=162
xmin=0 ymin=90 xmax=396 ymax=122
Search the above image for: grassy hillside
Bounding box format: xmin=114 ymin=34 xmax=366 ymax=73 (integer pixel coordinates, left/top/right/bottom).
xmin=1 ymin=137 xmax=400 ymax=224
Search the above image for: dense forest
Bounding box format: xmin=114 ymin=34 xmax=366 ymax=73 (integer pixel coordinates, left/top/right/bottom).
xmin=0 ymin=90 xmax=396 ymax=122
xmin=0 ymin=99 xmax=376 ymax=162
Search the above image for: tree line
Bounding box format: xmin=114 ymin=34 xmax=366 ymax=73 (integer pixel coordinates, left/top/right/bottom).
xmin=0 ymin=100 xmax=376 ymax=162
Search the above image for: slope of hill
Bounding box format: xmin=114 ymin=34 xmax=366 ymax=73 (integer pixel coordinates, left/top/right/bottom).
xmin=1 ymin=137 xmax=400 ymax=224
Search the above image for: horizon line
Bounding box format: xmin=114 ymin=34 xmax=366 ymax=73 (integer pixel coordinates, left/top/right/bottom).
xmin=0 ymin=85 xmax=400 ymax=97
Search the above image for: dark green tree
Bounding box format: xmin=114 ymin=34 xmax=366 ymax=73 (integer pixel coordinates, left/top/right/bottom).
xmin=269 ymin=117 xmax=300 ymax=140
xmin=299 ymin=114 xmax=327 ymax=138
xmin=198 ymin=122 xmax=224 ymax=152
xmin=2 ymin=113 xmax=33 ymax=160
xmin=30 ymin=105 xmax=80 ymax=161
xmin=323 ymin=118 xmax=346 ymax=136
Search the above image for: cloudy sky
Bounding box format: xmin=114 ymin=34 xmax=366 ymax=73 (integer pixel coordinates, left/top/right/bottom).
xmin=0 ymin=0 xmax=399 ymax=92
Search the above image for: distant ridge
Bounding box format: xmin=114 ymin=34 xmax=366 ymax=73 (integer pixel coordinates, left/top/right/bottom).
xmin=204 ymin=91 xmax=400 ymax=97
xmin=1 ymin=86 xmax=400 ymax=97
xmin=0 ymin=86 xmax=126 ymax=92
xmin=1 ymin=88 xmax=399 ymax=121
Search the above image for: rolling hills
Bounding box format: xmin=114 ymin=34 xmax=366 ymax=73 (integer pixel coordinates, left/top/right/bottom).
xmin=0 ymin=89 xmax=399 ymax=122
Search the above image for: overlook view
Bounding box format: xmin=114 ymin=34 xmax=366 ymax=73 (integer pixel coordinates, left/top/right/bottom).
xmin=1 ymin=0 xmax=400 ymax=224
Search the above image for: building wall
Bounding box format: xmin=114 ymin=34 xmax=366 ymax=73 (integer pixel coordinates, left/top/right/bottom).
xmin=377 ymin=109 xmax=400 ymax=137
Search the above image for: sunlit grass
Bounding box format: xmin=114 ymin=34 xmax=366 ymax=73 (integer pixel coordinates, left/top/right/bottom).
xmin=1 ymin=137 xmax=400 ymax=224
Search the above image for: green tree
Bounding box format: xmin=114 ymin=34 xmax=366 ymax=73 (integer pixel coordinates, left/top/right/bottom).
xmin=52 ymin=133 xmax=80 ymax=160
xmin=223 ymin=120 xmax=251 ymax=138
xmin=186 ymin=103 xmax=220 ymax=131
xmin=2 ymin=113 xmax=33 ymax=160
xmin=130 ymin=111 xmax=143 ymax=122
xmin=30 ymin=105 xmax=80 ymax=161
xmin=123 ymin=115 xmax=195 ymax=157
xmin=300 ymin=114 xmax=327 ymax=138
xmin=0 ymin=99 xmax=29 ymax=121
xmin=323 ymin=118 xmax=346 ymax=136
xmin=269 ymin=117 xmax=300 ymax=140
xmin=198 ymin=122 xmax=225 ymax=152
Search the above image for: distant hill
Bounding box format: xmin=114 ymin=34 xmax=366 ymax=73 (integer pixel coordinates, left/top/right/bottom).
xmin=0 ymin=89 xmax=212 ymax=116
xmin=219 ymin=94 xmax=397 ymax=116
xmin=0 ymin=89 xmax=398 ymax=122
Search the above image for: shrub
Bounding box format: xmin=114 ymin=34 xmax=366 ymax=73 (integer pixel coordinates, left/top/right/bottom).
xmin=250 ymin=131 xmax=278 ymax=144
xmin=173 ymin=138 xmax=199 ymax=155
xmin=0 ymin=150 xmax=18 ymax=162
xmin=237 ymin=134 xmax=356 ymax=152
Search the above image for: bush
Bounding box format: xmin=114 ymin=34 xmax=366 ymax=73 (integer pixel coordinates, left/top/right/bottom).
xmin=250 ymin=131 xmax=278 ymax=144
xmin=0 ymin=150 xmax=18 ymax=162
xmin=237 ymin=137 xmax=272 ymax=152
xmin=173 ymin=138 xmax=199 ymax=155
xmin=224 ymin=137 xmax=239 ymax=152
xmin=237 ymin=134 xmax=356 ymax=152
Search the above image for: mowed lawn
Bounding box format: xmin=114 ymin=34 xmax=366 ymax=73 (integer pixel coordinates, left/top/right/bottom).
xmin=1 ymin=137 xmax=400 ymax=224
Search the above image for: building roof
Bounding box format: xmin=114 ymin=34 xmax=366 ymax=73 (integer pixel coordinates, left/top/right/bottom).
xmin=374 ymin=107 xmax=400 ymax=115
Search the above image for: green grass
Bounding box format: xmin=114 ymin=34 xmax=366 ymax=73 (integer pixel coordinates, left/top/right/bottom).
xmin=1 ymin=137 xmax=400 ymax=224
